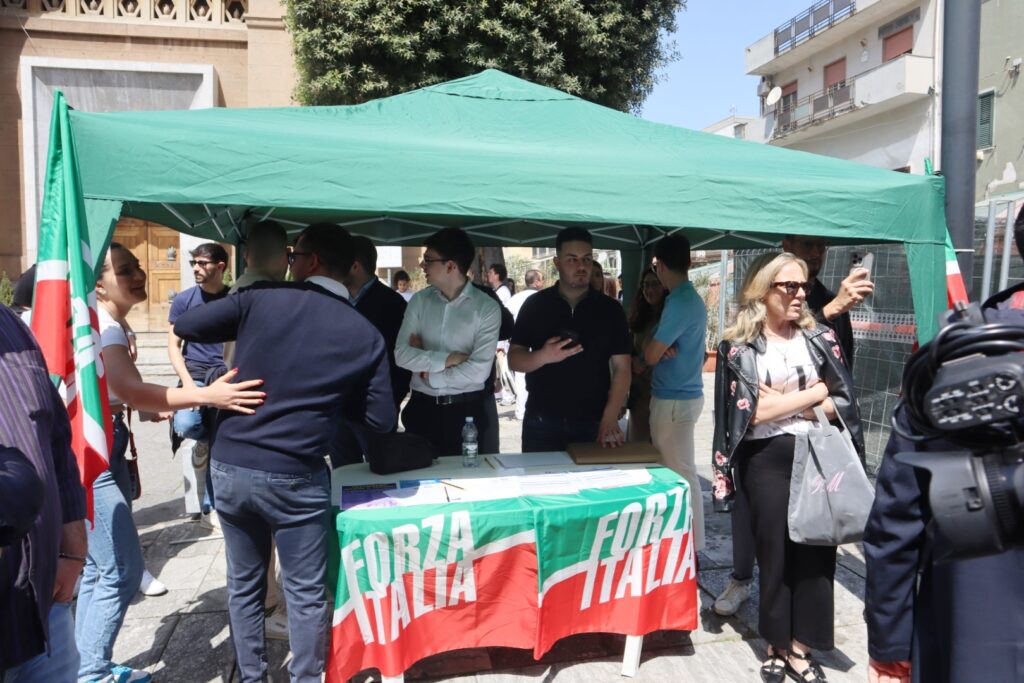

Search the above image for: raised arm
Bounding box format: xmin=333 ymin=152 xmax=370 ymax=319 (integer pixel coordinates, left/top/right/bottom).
xmin=105 ymin=345 xmax=264 ymax=414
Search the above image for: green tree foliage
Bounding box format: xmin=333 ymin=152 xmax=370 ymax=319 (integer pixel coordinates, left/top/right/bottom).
xmin=0 ymin=272 xmax=13 ymax=308
xmin=285 ymin=0 xmax=685 ymax=113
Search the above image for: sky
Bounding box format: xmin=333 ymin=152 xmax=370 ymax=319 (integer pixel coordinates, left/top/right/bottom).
xmin=642 ymin=0 xmax=819 ymax=130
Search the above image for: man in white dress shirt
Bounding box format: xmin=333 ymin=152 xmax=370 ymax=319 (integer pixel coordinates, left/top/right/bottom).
xmin=395 ymin=228 xmax=502 ymax=455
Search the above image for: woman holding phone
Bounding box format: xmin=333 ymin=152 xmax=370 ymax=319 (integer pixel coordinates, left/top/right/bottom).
xmin=76 ymin=242 xmax=265 ymax=683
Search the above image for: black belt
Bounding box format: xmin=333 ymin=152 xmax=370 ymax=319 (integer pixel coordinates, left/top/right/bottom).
xmin=413 ymin=389 xmax=487 ymax=406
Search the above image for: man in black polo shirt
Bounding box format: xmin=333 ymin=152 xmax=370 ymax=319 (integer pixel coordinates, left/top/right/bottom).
xmin=509 ymin=227 xmax=631 ymax=452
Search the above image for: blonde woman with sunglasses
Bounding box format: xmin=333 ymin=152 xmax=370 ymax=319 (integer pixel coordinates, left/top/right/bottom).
xmin=710 ymin=252 xmax=864 ymax=683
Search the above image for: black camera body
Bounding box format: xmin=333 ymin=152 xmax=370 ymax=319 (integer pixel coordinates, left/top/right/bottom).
xmin=894 ymin=302 xmax=1024 ymax=562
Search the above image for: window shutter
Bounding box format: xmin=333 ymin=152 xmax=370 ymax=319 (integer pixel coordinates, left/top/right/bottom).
xmin=977 ymin=92 xmax=994 ymax=149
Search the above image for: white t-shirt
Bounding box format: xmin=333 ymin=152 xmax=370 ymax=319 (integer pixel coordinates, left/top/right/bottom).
xmin=746 ymin=333 xmax=819 ymax=440
xmin=98 ymin=307 xmax=129 ymax=408
xmin=506 ymin=288 xmax=538 ymax=321
xmin=495 ymin=284 xmax=512 ymax=305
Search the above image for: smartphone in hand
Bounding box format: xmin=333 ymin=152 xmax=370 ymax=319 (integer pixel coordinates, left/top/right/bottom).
xmin=848 ymin=250 xmax=874 ymax=278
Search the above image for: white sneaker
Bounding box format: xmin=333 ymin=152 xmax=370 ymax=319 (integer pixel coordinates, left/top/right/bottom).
xmin=139 ymin=569 xmax=168 ymax=597
xmin=198 ymin=510 xmax=221 ymax=531
xmin=191 ymin=440 xmax=210 ymax=469
xmin=88 ymin=664 xmax=153 ymax=682
xmin=713 ymin=577 xmax=751 ymax=616
xmin=265 ymin=605 xmax=289 ymax=641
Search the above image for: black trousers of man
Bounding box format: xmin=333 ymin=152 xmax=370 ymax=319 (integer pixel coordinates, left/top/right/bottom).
xmin=401 ymin=391 xmax=492 ymax=456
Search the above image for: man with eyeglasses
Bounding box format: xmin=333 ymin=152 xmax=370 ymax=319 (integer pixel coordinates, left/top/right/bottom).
xmin=394 ymin=228 xmax=502 ymax=455
xmin=167 ymin=242 xmax=231 ymax=526
xmin=781 ymin=235 xmax=874 ymax=368
xmin=509 ymin=227 xmax=631 ymax=452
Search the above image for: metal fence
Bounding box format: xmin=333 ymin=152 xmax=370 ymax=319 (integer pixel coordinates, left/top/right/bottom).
xmin=728 ymin=244 xmax=915 ymax=472
xmin=774 ymin=0 xmax=855 ymax=55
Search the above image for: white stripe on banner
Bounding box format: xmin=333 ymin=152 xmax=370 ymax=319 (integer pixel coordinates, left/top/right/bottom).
xmin=332 ymin=529 xmax=536 ymax=626
xmin=946 ymin=260 xmax=961 ymax=275
xmin=36 ymin=259 xmax=70 ymax=282
xmin=81 ymin=407 xmax=110 ymax=465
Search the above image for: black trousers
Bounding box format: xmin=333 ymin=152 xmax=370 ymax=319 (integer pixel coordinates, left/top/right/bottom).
xmin=729 ymin=472 xmax=757 ymax=582
xmin=735 ymin=434 xmax=837 ymax=651
xmin=401 ymin=391 xmax=493 ymax=457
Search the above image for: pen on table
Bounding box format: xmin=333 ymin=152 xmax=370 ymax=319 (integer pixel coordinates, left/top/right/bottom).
xmin=486 ymin=457 xmax=496 ymax=470
xmin=441 ymin=480 xmax=465 ymax=490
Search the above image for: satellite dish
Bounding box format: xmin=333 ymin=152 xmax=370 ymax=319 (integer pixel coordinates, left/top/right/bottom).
xmin=765 ymin=86 xmax=783 ymax=107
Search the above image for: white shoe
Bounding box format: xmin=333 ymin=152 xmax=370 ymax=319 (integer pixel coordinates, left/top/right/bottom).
xmin=139 ymin=569 xmax=168 ymax=597
xmin=713 ymin=577 xmax=751 ymax=616
xmin=265 ymin=605 xmax=289 ymax=641
xmin=191 ymin=440 xmax=210 ymax=469
xmin=198 ymin=510 xmax=221 ymax=531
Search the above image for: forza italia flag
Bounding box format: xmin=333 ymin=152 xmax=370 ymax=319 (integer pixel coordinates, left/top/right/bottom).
xmin=327 ymin=468 xmax=696 ymax=682
xmin=533 ymin=476 xmax=698 ymax=656
xmin=31 ymin=92 xmax=113 ymax=518
xmin=329 ymin=497 xmax=539 ymax=682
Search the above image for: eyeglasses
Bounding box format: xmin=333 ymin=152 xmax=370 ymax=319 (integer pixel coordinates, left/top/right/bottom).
xmin=287 ymin=251 xmax=311 ymax=266
xmin=188 ymin=259 xmax=218 ymax=268
xmin=421 ymin=256 xmax=448 ymax=266
xmin=772 ymin=281 xmax=809 ymax=296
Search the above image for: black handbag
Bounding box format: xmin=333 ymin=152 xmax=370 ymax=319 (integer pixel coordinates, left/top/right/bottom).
xmin=365 ymin=431 xmax=438 ymax=475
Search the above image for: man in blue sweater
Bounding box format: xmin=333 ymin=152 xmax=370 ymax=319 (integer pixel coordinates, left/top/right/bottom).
xmin=174 ymin=223 xmax=395 ymax=683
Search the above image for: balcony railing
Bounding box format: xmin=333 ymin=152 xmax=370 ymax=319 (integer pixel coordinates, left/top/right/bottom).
xmin=769 ymin=82 xmax=855 ymax=138
xmin=774 ymin=0 xmax=855 ymax=55
xmin=0 ymin=0 xmax=246 ymax=25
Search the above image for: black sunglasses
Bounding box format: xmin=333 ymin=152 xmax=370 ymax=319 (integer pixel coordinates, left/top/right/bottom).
xmin=188 ymin=259 xmax=218 ymax=268
xmin=772 ymin=281 xmax=809 ymax=296
xmin=287 ymin=251 xmax=311 ymax=265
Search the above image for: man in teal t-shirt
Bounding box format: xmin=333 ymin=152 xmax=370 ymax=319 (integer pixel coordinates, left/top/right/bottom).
xmin=643 ymin=234 xmax=707 ymax=551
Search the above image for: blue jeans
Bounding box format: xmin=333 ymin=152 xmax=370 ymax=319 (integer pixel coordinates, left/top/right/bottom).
xmin=75 ymin=415 xmax=144 ymax=682
xmin=173 ymin=380 xmax=214 ymax=512
xmin=211 ymin=460 xmax=331 ymax=683
xmin=521 ymin=411 xmax=600 ymax=452
xmin=3 ymin=602 xmax=79 ymax=683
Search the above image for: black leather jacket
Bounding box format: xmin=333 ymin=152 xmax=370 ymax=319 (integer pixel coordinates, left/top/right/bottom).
xmin=711 ymin=323 xmax=864 ymax=512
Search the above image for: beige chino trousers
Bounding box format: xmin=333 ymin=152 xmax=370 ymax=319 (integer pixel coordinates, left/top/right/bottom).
xmin=650 ymin=396 xmax=706 ymax=552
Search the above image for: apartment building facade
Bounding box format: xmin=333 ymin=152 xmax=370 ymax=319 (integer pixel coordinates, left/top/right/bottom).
xmin=739 ymin=0 xmax=1024 ymax=466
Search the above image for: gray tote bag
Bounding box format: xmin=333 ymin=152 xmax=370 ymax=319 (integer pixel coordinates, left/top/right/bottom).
xmin=788 ymin=406 xmax=874 ymax=546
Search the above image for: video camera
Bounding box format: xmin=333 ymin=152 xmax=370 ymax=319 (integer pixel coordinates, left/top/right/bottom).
xmin=894 ymin=301 xmax=1024 ymax=562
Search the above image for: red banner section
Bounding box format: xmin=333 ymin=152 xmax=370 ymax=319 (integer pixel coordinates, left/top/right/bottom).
xmin=534 ymin=533 xmax=698 ymax=658
xmin=327 ymin=543 xmax=538 ymax=682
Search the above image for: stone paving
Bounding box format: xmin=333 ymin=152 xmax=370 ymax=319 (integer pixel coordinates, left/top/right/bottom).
xmin=112 ymin=350 xmax=871 ymax=682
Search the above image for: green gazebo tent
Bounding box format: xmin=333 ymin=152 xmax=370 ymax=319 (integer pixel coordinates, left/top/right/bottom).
xmin=44 ymin=69 xmax=948 ymax=341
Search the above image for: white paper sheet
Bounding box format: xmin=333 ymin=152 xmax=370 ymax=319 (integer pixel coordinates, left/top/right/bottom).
xmin=494 ymin=452 xmax=573 ymax=469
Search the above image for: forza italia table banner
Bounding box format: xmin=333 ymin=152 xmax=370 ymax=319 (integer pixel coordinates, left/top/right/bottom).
xmin=328 ymin=467 xmax=697 ymax=682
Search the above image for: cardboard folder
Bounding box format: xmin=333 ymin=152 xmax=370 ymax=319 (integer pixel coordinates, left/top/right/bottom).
xmin=567 ymin=441 xmax=661 ymax=465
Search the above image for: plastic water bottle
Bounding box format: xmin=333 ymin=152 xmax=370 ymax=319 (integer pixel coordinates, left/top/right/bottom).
xmin=462 ymin=416 xmax=479 ymax=468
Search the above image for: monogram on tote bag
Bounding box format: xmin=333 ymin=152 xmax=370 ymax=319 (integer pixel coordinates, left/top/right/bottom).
xmin=788 ymin=406 xmax=874 ymax=546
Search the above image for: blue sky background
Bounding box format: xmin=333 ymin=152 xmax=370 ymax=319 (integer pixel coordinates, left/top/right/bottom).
xmin=642 ymin=0 xmax=820 ymax=130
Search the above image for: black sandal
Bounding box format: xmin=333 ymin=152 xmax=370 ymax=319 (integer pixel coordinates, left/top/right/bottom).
xmin=760 ymin=648 xmax=787 ymax=683
xmin=785 ymin=650 xmax=827 ymax=682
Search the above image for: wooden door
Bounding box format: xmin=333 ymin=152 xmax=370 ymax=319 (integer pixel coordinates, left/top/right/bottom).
xmin=147 ymin=227 xmax=181 ymax=312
